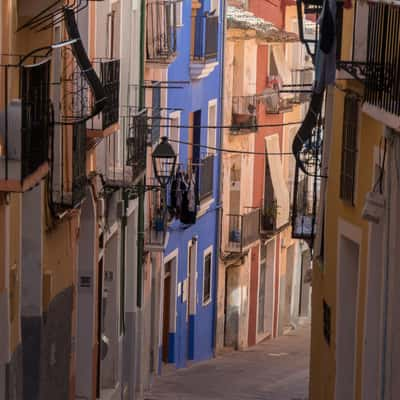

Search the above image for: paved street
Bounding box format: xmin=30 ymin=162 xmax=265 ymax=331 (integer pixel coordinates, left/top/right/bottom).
xmin=146 ymin=323 xmax=310 ymax=400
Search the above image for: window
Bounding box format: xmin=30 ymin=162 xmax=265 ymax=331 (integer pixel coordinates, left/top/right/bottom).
xmin=207 ymin=100 xmax=217 ymax=155
xmin=168 ymin=111 xmax=180 ymax=163
xmin=340 ymin=93 xmax=359 ymax=204
xmin=202 ymin=249 xmax=212 ymax=304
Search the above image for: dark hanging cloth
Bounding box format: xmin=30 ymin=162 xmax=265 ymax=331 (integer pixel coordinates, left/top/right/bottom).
xmin=319 ymin=0 xmax=335 ymax=54
xmin=180 ymin=174 xmax=197 ymax=225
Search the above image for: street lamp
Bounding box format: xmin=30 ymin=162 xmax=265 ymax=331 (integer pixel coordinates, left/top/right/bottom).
xmin=152 ymin=136 xmax=177 ymax=187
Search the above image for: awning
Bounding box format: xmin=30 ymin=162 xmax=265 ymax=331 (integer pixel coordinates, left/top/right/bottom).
xmin=271 ymin=45 xmax=292 ymax=87
xmin=265 ymin=135 xmax=290 ymax=229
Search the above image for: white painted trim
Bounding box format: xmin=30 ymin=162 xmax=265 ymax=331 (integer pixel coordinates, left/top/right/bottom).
xmin=187 ymin=240 xmax=198 ymax=317
xmin=335 ymin=218 xmax=362 ymax=400
xmin=106 ymin=221 xmax=119 ymax=242
xmin=362 ymin=103 xmax=400 ymax=133
xmin=168 ymin=110 xmax=181 ymax=163
xmin=207 ymin=99 xmax=218 ymax=156
xmin=202 ymin=245 xmax=213 ymax=306
xmin=197 ymin=198 xmax=214 ymax=218
xmin=361 ymin=145 xmax=385 ymax=400
xmin=126 ymin=197 xmax=138 ymax=217
xmin=164 ymin=249 xmax=178 ymax=332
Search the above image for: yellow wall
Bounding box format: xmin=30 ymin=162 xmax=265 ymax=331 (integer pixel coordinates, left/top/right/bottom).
xmin=310 ymin=77 xmax=384 ymax=399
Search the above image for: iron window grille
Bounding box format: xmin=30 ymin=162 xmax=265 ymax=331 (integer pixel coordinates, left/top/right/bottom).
xmin=340 ymin=93 xmax=359 ymax=204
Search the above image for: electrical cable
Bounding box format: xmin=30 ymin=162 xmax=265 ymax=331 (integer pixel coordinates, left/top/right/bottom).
xmin=154 ymin=120 xmax=303 ymax=130
xmin=167 ymin=137 xmax=294 ymax=156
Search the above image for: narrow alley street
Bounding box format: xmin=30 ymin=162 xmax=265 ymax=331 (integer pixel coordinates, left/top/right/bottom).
xmin=146 ymin=323 xmax=310 ymax=400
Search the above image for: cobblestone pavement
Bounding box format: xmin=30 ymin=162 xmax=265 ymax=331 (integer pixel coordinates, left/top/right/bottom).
xmin=146 ymin=322 xmax=310 ymax=400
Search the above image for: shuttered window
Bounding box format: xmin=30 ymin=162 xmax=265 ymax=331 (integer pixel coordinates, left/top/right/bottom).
xmin=340 ymin=93 xmax=359 ymax=204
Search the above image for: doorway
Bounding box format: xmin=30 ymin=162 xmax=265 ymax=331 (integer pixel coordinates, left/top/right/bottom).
xmin=335 ymin=235 xmax=359 ymax=400
xmin=299 ymin=249 xmax=311 ymax=317
xmin=187 ymin=240 xmax=197 ymax=360
xmin=162 ymin=260 xmax=172 ymax=363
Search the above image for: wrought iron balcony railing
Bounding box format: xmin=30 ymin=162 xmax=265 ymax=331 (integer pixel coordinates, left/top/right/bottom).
xmin=290 ymin=68 xmax=314 ymax=103
xmin=88 ymin=59 xmax=120 ymax=132
xmin=291 ymin=91 xmax=323 ymax=245
xmin=100 ymin=109 xmax=148 ymax=190
xmin=192 ymin=15 xmax=218 ymax=62
xmin=126 ymin=109 xmax=149 ymax=183
xmin=146 ymin=1 xmax=178 ymax=63
xmin=292 ymin=167 xmax=317 ymax=242
xmin=364 ymin=3 xmax=400 ymax=116
xmin=145 ymin=188 xmax=168 ymax=251
xmin=199 ymin=154 xmax=214 ymax=201
xmin=0 ymin=56 xmax=52 ymax=192
xmin=231 ymin=95 xmax=258 ymax=133
xmin=50 ymin=122 xmax=87 ymax=209
xmin=260 ymin=199 xmax=278 ymax=236
xmin=225 ymin=208 xmax=260 ymax=253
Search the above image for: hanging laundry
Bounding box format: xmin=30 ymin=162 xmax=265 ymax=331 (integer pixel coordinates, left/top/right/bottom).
xmin=315 ymin=0 xmax=337 ymax=92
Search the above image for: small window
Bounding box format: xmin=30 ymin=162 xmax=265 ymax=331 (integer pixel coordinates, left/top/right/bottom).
xmin=207 ymin=100 xmax=217 ymax=155
xmin=202 ymin=250 xmax=212 ymax=304
xmin=340 ymin=93 xmax=359 ymax=204
xmin=169 ymin=111 xmax=180 ymax=163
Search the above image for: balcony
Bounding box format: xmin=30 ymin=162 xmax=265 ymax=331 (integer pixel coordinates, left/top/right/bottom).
xmin=126 ymin=109 xmax=149 ymax=184
xmin=190 ymin=15 xmax=219 ymax=80
xmin=292 ymin=168 xmax=316 ymax=242
xmin=260 ymin=199 xmax=278 ymax=237
xmin=145 ymin=189 xmax=167 ymax=252
xmin=290 ymin=68 xmax=314 ymax=104
xmin=146 ymin=1 xmax=178 ymax=64
xmin=0 ymin=57 xmax=52 ymax=192
xmin=199 ymin=154 xmax=214 ymax=201
xmin=87 ymin=59 xmax=120 ymax=137
xmin=231 ymin=95 xmax=258 ymax=133
xmin=50 ymin=123 xmax=87 ymax=209
xmin=224 ymin=209 xmax=260 ymax=253
xmin=363 ymin=3 xmax=400 ymax=121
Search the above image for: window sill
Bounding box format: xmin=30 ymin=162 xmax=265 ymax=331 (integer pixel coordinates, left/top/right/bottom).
xmin=197 ymin=197 xmax=214 ymax=218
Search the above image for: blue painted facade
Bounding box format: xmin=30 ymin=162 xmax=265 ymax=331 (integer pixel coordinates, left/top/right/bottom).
xmin=162 ymin=0 xmax=224 ymax=369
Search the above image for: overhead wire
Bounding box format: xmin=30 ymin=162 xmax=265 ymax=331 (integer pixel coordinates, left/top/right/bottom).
xmin=153 ymin=120 xmax=303 ymax=130
xmin=167 ymin=137 xmax=294 ymax=156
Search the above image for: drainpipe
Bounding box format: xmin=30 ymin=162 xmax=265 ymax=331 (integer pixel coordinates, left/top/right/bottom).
xmin=380 ymin=132 xmax=394 ymax=399
xmin=213 ymin=0 xmax=226 ymax=355
xmin=137 ymin=0 xmax=146 ymax=310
